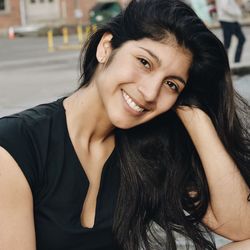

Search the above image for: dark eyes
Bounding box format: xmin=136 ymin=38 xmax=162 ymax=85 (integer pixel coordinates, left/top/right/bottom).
xmin=165 ymin=81 xmax=179 ymax=93
xmin=138 ymin=58 xmax=151 ymax=69
xmin=138 ymin=57 xmax=180 ymax=93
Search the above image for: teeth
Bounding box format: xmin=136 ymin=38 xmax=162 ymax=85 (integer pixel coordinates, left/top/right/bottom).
xmin=122 ymin=91 xmax=144 ymax=113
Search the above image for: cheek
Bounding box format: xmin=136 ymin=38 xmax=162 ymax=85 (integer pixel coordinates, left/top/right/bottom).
xmin=157 ymin=93 xmax=178 ymax=112
xmin=106 ymin=56 xmax=141 ymax=82
xmin=114 ymin=64 xmax=139 ymax=82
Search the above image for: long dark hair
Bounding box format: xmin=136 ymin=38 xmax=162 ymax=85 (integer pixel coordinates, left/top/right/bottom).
xmin=79 ymin=0 xmax=250 ymax=249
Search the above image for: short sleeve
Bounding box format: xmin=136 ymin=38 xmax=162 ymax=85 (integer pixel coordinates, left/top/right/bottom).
xmin=0 ymin=116 xmax=40 ymax=194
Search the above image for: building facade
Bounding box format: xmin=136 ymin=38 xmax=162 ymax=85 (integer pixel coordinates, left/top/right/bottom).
xmin=0 ymin=0 xmax=128 ymax=30
xmin=0 ymin=0 xmax=21 ymax=28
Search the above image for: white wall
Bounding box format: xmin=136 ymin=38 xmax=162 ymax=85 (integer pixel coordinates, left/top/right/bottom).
xmin=25 ymin=0 xmax=60 ymax=23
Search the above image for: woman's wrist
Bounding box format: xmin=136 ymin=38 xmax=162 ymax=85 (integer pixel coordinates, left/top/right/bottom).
xmin=176 ymin=106 xmax=212 ymax=131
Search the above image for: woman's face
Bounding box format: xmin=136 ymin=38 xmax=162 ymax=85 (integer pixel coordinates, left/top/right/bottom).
xmin=95 ymin=34 xmax=192 ymax=129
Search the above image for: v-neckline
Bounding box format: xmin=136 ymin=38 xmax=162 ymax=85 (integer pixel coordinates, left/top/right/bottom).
xmin=58 ymin=97 xmax=116 ymax=230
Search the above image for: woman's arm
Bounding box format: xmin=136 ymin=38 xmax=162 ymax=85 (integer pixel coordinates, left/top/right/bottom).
xmin=176 ymin=107 xmax=250 ymax=241
xmin=0 ymin=146 xmax=36 ymax=250
xmin=219 ymin=239 xmax=250 ymax=250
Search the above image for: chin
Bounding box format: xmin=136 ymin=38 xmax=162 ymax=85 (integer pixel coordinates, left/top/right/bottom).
xmin=110 ymin=118 xmax=136 ymax=130
xmin=109 ymin=113 xmax=148 ymax=130
xmin=113 ymin=122 xmax=135 ymax=130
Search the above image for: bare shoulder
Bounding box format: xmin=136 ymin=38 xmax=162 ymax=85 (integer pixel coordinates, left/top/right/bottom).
xmin=0 ymin=146 xmax=36 ymax=250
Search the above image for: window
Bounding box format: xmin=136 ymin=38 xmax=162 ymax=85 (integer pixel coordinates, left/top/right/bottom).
xmin=30 ymin=0 xmax=36 ymax=3
xmin=40 ymin=0 xmax=44 ymax=2
xmin=0 ymin=0 xmax=5 ymax=10
xmin=49 ymin=0 xmax=54 ymax=2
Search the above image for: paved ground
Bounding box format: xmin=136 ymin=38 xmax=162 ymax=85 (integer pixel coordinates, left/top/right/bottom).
xmin=0 ymin=36 xmax=80 ymax=116
xmin=0 ymin=28 xmax=249 ymax=249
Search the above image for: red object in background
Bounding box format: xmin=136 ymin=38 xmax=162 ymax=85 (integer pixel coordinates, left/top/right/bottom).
xmin=8 ymin=26 xmax=15 ymax=40
xmin=207 ymin=0 xmax=217 ymax=17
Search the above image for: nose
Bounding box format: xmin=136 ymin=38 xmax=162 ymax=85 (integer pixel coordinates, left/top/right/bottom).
xmin=137 ymin=77 xmax=162 ymax=103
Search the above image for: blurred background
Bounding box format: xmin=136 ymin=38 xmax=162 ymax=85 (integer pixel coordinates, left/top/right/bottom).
xmin=0 ymin=0 xmax=249 ymax=248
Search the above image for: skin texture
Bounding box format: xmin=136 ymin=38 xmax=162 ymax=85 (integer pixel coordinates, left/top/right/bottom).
xmin=219 ymin=240 xmax=250 ymax=250
xmin=0 ymin=147 xmax=36 ymax=250
xmin=93 ymin=33 xmax=192 ymax=129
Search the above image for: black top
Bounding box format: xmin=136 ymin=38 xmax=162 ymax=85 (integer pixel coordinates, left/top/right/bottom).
xmin=0 ymin=98 xmax=120 ymax=250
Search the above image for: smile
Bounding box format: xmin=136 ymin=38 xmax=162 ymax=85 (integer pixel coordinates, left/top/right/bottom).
xmin=122 ymin=90 xmax=145 ymax=113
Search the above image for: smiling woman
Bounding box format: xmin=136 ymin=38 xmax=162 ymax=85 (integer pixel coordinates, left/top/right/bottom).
xmin=89 ymin=35 xmax=191 ymax=129
xmin=0 ymin=0 xmax=250 ymax=250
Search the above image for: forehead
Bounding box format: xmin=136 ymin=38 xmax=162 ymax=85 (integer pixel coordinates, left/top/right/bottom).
xmin=121 ymin=37 xmax=193 ymax=78
xmin=120 ymin=36 xmax=192 ymax=61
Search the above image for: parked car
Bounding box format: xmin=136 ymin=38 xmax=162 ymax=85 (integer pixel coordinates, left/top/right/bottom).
xmin=89 ymin=1 xmax=122 ymax=25
xmin=13 ymin=24 xmax=47 ymax=37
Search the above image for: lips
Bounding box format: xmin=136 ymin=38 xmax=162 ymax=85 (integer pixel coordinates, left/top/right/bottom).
xmin=122 ymin=90 xmax=146 ymax=113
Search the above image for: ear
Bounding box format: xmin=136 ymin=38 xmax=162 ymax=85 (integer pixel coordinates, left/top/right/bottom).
xmin=96 ymin=33 xmax=113 ymax=63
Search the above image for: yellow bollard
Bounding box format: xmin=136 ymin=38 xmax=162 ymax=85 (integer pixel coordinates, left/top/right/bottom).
xmin=47 ymin=29 xmax=54 ymax=52
xmin=62 ymin=27 xmax=69 ymax=45
xmin=92 ymin=24 xmax=97 ymax=33
xmin=77 ymin=24 xmax=83 ymax=44
xmin=85 ymin=25 xmax=91 ymax=40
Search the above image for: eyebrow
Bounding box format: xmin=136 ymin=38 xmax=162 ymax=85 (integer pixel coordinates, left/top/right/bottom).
xmin=138 ymin=47 xmax=187 ymax=86
xmin=167 ymin=75 xmax=187 ymax=86
xmin=138 ymin=47 xmax=161 ymax=65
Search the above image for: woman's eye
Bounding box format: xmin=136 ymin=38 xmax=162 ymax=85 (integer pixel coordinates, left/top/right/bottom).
xmin=139 ymin=58 xmax=151 ymax=69
xmin=165 ymin=81 xmax=179 ymax=92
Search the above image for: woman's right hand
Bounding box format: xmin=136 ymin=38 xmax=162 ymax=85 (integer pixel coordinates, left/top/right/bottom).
xmin=0 ymin=146 xmax=36 ymax=250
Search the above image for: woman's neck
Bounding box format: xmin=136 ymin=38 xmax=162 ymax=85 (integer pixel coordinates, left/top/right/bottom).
xmin=63 ymin=84 xmax=115 ymax=148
